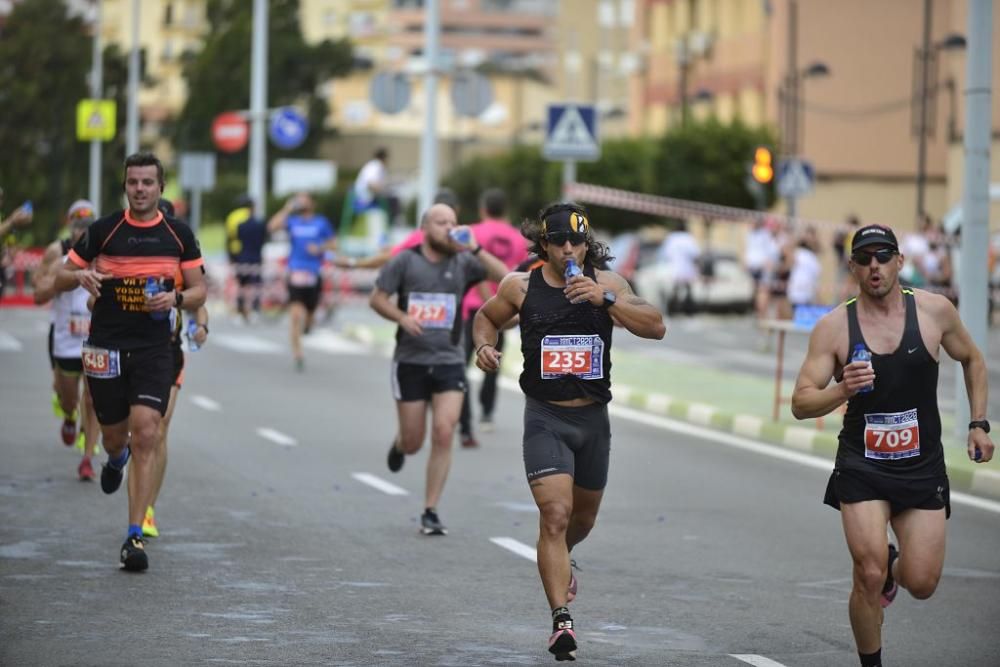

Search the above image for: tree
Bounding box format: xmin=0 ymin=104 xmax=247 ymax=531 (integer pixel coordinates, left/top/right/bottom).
xmin=653 ymin=118 xmax=778 ymax=210
xmin=0 ymin=0 xmax=128 ymax=241
xmin=172 ymin=0 xmax=353 ymax=221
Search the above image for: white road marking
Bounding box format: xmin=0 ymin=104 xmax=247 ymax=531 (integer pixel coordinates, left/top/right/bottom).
xmin=213 ymin=333 xmax=283 ymax=354
xmin=730 ymin=655 xmax=789 ymax=667
xmin=0 ymin=331 xmax=23 ymax=351
xmin=302 ymin=330 xmax=367 ymax=354
xmin=256 ymin=427 xmax=297 ymax=447
xmin=351 ymin=472 xmax=409 ymax=496
xmin=190 ymin=395 xmax=221 ymax=412
xmin=490 ymin=537 xmax=537 ymax=562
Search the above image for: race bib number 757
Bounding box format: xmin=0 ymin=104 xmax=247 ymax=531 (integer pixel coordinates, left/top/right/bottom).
xmin=864 ymin=409 xmax=920 ymax=460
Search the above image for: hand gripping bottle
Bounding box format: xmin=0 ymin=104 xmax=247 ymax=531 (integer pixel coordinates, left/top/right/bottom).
xmin=851 ymin=344 xmax=874 ymax=394
xmin=564 ymin=258 xmax=583 ymax=281
xmin=145 ymin=277 xmax=168 ymax=320
xmin=186 ymin=319 xmax=201 ymax=351
xmin=449 ymin=227 xmax=471 ymax=246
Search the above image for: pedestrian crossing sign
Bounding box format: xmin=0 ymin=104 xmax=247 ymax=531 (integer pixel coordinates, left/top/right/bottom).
xmin=544 ymin=104 xmax=600 ymax=161
xmin=76 ymin=99 xmax=116 ymax=142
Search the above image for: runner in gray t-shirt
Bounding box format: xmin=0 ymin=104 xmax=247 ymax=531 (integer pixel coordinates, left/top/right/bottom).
xmin=370 ymin=203 xmax=509 ymax=535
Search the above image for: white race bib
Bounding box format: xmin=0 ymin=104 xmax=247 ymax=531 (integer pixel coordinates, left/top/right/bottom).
xmin=540 ymin=334 xmax=605 ymax=380
xmin=289 ymin=270 xmax=319 ymax=288
xmin=864 ymin=409 xmax=921 ymax=460
xmin=407 ymin=292 xmax=456 ymax=329
xmin=82 ymin=344 xmax=120 ymax=379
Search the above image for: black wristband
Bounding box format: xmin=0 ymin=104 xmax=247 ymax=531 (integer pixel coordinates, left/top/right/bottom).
xmin=471 ymin=245 xmax=483 ymax=255
xmin=174 ymin=290 xmax=184 ymax=308
xmin=475 ymin=343 xmax=493 ymax=355
xmin=198 ymin=323 xmax=209 ymax=334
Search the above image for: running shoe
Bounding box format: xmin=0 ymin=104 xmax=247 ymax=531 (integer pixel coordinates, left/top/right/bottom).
xmin=460 ymin=433 xmax=479 ymax=449
xmin=120 ymin=535 xmax=148 ymax=572
xmin=420 ymin=508 xmax=447 ymax=536
xmin=548 ymin=612 xmax=577 ymax=661
xmin=567 ymin=558 xmax=579 ymax=604
xmin=100 ymin=448 xmax=130 ymax=494
xmin=881 ymin=544 xmax=899 ymax=608
xmin=479 ymin=414 xmax=495 ymax=433
xmin=60 ymin=418 xmax=77 ymax=446
xmin=387 ymin=440 xmax=405 ymax=473
xmin=142 ymin=507 xmax=159 ymax=538
xmin=77 ymin=457 xmax=94 ymax=481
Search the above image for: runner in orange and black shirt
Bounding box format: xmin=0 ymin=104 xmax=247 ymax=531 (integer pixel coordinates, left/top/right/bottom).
xmin=55 ymin=152 xmax=206 ymax=572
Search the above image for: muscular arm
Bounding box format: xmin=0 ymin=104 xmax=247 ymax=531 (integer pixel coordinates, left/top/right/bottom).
xmin=473 ymin=273 xmax=524 ymax=372
xmin=598 ymin=272 xmax=666 ymax=340
xmin=178 ymin=266 xmax=207 ymax=310
xmin=32 ymin=242 xmax=63 ymax=304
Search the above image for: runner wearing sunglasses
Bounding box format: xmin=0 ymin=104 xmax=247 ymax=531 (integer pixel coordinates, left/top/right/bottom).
xmin=790 ymin=223 xmax=994 ymax=667
xmin=472 ymin=202 xmax=665 ymax=661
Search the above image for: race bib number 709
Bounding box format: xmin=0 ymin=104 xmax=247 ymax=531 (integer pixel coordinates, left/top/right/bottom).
xmin=863 ymin=409 xmax=921 ymax=460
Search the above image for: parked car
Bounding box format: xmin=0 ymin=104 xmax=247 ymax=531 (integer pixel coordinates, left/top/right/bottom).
xmin=632 ymin=251 xmax=755 ymax=315
xmin=606 ymin=232 xmax=664 ymax=289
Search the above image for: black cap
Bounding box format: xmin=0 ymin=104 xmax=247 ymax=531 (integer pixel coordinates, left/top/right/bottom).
xmin=851 ymin=224 xmax=898 ymax=253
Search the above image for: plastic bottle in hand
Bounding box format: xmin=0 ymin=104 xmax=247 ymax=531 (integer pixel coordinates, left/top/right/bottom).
xmin=851 ymin=344 xmax=874 ymax=394
xmin=186 ymin=319 xmax=201 ymax=351
xmin=145 ymin=277 xmax=168 ymax=320
xmin=21 ymin=201 xmax=32 ymax=214
xmin=449 ymin=227 xmax=471 ymax=246
xmin=564 ymin=258 xmax=583 ymax=281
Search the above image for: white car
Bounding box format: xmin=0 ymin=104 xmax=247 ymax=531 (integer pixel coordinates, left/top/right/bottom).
xmin=632 ymin=252 xmax=755 ymax=315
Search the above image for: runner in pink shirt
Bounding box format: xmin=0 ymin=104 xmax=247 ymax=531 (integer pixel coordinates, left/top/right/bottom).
xmin=459 ymin=189 xmax=528 ymax=447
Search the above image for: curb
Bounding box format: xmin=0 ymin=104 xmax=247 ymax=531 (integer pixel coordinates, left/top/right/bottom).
xmin=342 ymin=324 xmax=1000 ymax=503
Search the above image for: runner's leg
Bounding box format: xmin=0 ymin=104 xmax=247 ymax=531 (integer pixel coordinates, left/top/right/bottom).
xmin=126 ymin=405 xmax=164 ymax=530
xmin=425 ymin=390 xmax=462 ymax=510
xmin=531 ymin=473 xmax=576 ymax=609
xmin=840 ymin=500 xmax=892 ymax=655
xmin=889 ymin=508 xmax=946 ymax=600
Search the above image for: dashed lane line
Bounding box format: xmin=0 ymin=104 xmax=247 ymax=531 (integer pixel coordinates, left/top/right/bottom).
xmin=730 ymin=655 xmax=789 ymax=667
xmin=190 ymin=395 xmax=222 ymax=412
xmin=256 ymin=427 xmax=298 ymax=447
xmin=489 ymin=537 xmax=537 ymax=563
xmin=351 ymin=472 xmax=409 ymax=496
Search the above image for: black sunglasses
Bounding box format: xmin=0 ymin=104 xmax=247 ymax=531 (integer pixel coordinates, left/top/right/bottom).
xmin=851 ymin=249 xmax=898 ymax=265
xmin=544 ymin=231 xmax=587 ymax=246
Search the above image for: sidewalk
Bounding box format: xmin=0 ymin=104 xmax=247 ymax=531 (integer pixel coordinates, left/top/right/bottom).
xmin=344 ymin=322 xmax=1000 ymax=502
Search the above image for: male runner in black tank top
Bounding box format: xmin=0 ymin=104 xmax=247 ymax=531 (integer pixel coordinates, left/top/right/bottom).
xmin=472 ymin=203 xmax=665 ymax=662
xmin=791 ymin=224 xmax=994 ymax=667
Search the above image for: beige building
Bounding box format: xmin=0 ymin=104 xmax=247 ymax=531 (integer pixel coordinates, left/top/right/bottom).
xmin=632 ymin=0 xmax=1000 ymax=234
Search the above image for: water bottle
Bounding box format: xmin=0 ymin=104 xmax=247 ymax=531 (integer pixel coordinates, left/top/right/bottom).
xmin=449 ymin=227 xmax=471 ymax=246
xmin=851 ymin=343 xmax=874 ymax=394
xmin=186 ymin=319 xmax=201 ymax=351
xmin=145 ymin=277 xmax=168 ymax=320
xmin=564 ymin=258 xmax=583 ymax=281
xmin=21 ymin=200 xmax=32 ymax=214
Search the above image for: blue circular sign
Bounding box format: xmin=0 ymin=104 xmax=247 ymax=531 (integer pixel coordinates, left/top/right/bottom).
xmin=269 ymin=107 xmax=308 ymax=150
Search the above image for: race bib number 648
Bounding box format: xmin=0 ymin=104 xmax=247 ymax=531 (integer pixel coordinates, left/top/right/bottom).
xmin=82 ymin=345 xmax=121 ymax=379
xmin=863 ymin=409 xmax=921 ymax=460
xmin=541 ymin=334 xmax=604 ymax=380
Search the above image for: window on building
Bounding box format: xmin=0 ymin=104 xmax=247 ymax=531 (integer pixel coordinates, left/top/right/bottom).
xmin=164 ymin=2 xmax=173 ymax=26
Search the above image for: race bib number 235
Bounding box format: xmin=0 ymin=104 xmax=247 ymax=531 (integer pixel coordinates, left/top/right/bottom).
xmin=541 ymin=334 xmax=604 ymax=380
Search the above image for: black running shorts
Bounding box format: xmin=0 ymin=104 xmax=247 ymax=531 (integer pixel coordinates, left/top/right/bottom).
xmin=392 ymin=362 xmax=466 ymax=401
xmin=84 ymin=343 xmax=174 ymax=424
xmin=287 ymin=282 xmax=321 ymax=312
xmin=53 ymin=356 xmax=84 ymax=375
xmin=171 ymin=343 xmax=185 ymax=388
xmin=824 ymin=467 xmax=951 ymax=519
xmin=522 ymin=396 xmax=611 ymax=491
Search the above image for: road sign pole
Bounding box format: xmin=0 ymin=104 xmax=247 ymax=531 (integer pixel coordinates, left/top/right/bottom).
xmin=89 ymin=1 xmax=103 ymax=215
xmin=248 ymin=0 xmax=268 ymax=219
xmin=418 ymin=0 xmax=441 ymax=216
xmin=190 ymin=189 xmax=203 ymax=233
xmin=561 ymin=160 xmax=577 ymax=200
xmin=786 ymin=194 xmax=797 ymax=220
xmin=125 ymin=0 xmax=139 ymax=157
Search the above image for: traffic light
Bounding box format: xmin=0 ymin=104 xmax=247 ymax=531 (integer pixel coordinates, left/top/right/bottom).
xmin=751 ymin=146 xmax=774 ymax=184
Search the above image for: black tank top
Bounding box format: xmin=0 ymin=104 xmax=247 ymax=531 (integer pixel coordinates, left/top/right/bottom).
xmin=519 ymin=264 xmax=614 ymax=404
xmin=60 ymin=239 xmax=72 ymax=255
xmin=837 ymin=289 xmax=944 ymax=478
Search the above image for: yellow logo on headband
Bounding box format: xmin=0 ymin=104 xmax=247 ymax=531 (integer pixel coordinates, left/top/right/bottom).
xmin=570 ymin=212 xmax=588 ymax=233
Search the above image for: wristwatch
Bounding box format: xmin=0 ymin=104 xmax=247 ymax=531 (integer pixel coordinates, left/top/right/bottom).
xmin=969 ymin=419 xmax=990 ymax=433
xmin=601 ymin=290 xmax=617 ymax=308
xmin=174 ymin=290 xmax=184 ymax=308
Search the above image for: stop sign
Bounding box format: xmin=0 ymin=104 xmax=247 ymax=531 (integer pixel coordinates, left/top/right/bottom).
xmin=211 ymin=112 xmax=249 ymax=153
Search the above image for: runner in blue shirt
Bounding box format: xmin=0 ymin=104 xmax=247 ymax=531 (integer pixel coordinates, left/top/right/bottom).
xmin=268 ymin=193 xmax=336 ymax=371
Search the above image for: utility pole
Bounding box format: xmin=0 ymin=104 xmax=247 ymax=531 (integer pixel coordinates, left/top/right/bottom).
xmin=248 ymin=0 xmax=268 ymax=219
xmin=89 ymin=0 xmax=103 ymax=214
xmin=914 ymin=0 xmax=933 ymax=222
xmin=784 ymin=0 xmax=798 ymax=219
xmin=955 ymin=0 xmax=992 ymax=438
xmin=125 ymin=0 xmax=140 ymax=156
xmin=418 ymin=0 xmax=441 ymax=216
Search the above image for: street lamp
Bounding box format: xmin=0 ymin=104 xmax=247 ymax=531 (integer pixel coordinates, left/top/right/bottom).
xmin=914 ymin=30 xmax=966 ymax=219
xmin=779 ymin=60 xmax=830 ymax=158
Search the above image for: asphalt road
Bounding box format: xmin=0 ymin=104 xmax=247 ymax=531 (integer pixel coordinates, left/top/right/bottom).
xmin=1 ymin=307 xmax=999 ymax=666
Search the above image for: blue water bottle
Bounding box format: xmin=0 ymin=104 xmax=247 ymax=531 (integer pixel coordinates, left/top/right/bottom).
xmin=186 ymin=319 xmax=201 ymax=351
xmin=21 ymin=200 xmax=32 ymax=214
xmin=564 ymin=258 xmax=583 ymax=281
xmin=145 ymin=277 xmax=168 ymax=320
xmin=851 ymin=344 xmax=874 ymax=394
xmin=449 ymin=227 xmax=471 ymax=246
